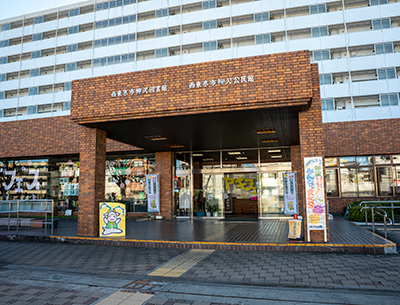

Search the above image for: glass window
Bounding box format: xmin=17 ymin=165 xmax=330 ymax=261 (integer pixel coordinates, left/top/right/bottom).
xmin=375 ymin=155 xmax=391 ymax=165
xmin=372 ymin=18 xmax=391 ymax=30
xmin=319 ymin=74 xmax=332 ymax=85
xmin=33 ymin=16 xmax=44 ymax=24
xmin=202 ymin=0 xmax=216 ymax=10
xmin=326 ymin=169 xmax=338 ymax=197
xmin=1 ymin=23 xmax=11 ymax=31
xmin=109 ymin=19 xmax=116 ymax=27
xmin=311 ymin=26 xmax=328 ymax=37
xmin=31 ymin=51 xmax=41 ymax=59
xmin=203 ymin=41 xmax=217 ymax=51
xmin=69 ymin=8 xmax=80 ymax=17
xmin=375 ymin=43 xmax=393 ymax=54
xmin=340 ymin=168 xmax=357 ymax=197
xmin=340 ymin=156 xmax=356 ymax=167
xmin=67 ymin=26 xmax=79 ymax=35
xmin=255 ymin=34 xmax=271 ymax=44
xmin=93 ymin=58 xmax=100 ymax=67
xmin=356 ymin=156 xmax=373 ymax=166
xmin=124 ymin=0 xmax=136 ymax=4
xmin=0 ymin=56 xmax=7 ymax=64
xmin=155 ymin=28 xmax=168 ymax=37
xmin=155 ymin=48 xmax=168 ymax=58
xmin=376 ymin=167 xmax=393 ymax=196
xmin=313 ymin=50 xmax=330 ymax=61
xmin=357 ymin=167 xmax=375 ymax=196
xmin=65 ymin=63 xmax=77 ymax=72
xmin=0 ymin=74 xmax=6 ymax=82
xmin=321 ymin=98 xmax=334 ymax=111
xmin=370 ymin=0 xmax=388 ymax=5
xmin=254 ymin=12 xmax=269 ymax=22
xmin=380 ymin=94 xmax=399 ymax=107
xmin=63 ymin=102 xmax=71 ymax=111
xmin=66 ymin=44 xmax=78 ymax=53
xmin=155 ymin=8 xmax=168 ymax=18
xmin=393 ymin=155 xmax=400 ymax=164
xmin=64 ymin=82 xmax=72 ymax=91
xmin=30 ymin=68 xmax=40 ymax=77
xmin=0 ymin=92 xmax=4 ymax=99
xmin=32 ymin=33 xmax=42 ymax=41
xmin=27 ymin=106 xmax=37 ymax=114
xmin=203 ymin=20 xmax=217 ymax=30
xmin=28 ymin=87 xmax=39 ymax=95
xmin=377 ymin=68 xmax=396 ymax=80
xmin=310 ymin=4 xmax=326 ymax=14
xmin=0 ymin=109 xmax=3 ymax=117
xmin=128 ymin=53 xmax=135 ymax=62
xmin=0 ymin=40 xmax=9 ymax=48
xmin=325 ymin=157 xmax=338 ymax=167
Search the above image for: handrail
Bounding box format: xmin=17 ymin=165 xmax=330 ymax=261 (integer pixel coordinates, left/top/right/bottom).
xmin=359 ymin=201 xmax=400 ymax=226
xmin=360 ymin=205 xmax=392 ymax=239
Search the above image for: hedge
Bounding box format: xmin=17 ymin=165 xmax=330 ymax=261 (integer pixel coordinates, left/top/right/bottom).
xmin=345 ymin=201 xmax=400 ymax=222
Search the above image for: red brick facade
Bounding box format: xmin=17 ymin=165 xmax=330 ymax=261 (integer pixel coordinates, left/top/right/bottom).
xmin=155 ymin=152 xmax=174 ymax=220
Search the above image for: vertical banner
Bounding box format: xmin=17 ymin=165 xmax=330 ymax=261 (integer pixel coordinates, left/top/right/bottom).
xmin=304 ymin=157 xmax=327 ymax=242
xmin=283 ymin=172 xmax=298 ymax=215
xmin=146 ymin=174 xmax=160 ymax=212
xmin=224 ymin=193 xmax=233 ymax=213
xmin=99 ymin=202 xmax=126 ymax=237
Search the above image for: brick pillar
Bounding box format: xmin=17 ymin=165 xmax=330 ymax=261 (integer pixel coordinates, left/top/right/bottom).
xmin=297 ymin=63 xmax=329 ymax=242
xmin=78 ymin=127 xmax=106 ymax=236
xmin=155 ymin=151 xmax=174 ymax=219
xmin=291 ymin=145 xmax=304 ymax=218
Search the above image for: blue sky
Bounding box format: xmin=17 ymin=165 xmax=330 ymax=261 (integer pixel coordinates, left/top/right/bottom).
xmin=0 ymin=0 xmax=83 ymax=20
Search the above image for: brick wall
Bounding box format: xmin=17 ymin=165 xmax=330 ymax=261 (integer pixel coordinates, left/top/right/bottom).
xmin=155 ymin=152 xmax=174 ymax=219
xmin=71 ymin=51 xmax=314 ymax=124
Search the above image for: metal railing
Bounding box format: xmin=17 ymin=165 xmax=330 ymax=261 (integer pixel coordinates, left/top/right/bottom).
xmin=0 ymin=200 xmax=55 ymax=235
xmin=359 ymin=201 xmax=396 ymax=239
xmin=359 ymin=201 xmax=400 ymax=226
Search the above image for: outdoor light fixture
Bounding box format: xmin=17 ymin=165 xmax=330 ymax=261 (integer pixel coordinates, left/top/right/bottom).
xmin=166 ymin=144 xmax=185 ymax=148
xmin=256 ymin=128 xmax=276 ymax=134
xmin=144 ymin=135 xmax=167 ymax=141
xmin=262 ymin=139 xmax=279 ymax=143
xmin=271 ymin=155 xmax=283 ymax=158
xmin=268 ymin=149 xmax=281 ymax=153
xmin=227 ymin=152 xmax=241 ymax=155
xmin=193 ymin=153 xmax=204 ymax=157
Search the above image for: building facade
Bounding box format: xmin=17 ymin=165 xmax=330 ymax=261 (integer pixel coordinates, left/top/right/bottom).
xmin=0 ymin=0 xmax=400 ymax=240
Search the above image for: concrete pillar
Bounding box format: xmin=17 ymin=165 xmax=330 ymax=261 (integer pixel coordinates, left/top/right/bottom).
xmin=155 ymin=151 xmax=174 ymax=219
xmin=78 ymin=127 xmax=106 ymax=236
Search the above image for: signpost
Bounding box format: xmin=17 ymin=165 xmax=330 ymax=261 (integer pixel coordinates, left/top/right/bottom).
xmin=283 ymin=172 xmax=298 ymax=215
xmin=146 ymin=174 xmax=160 ymax=212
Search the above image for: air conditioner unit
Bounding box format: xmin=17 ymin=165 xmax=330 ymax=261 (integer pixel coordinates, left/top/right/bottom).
xmin=218 ymin=44 xmax=224 ymax=49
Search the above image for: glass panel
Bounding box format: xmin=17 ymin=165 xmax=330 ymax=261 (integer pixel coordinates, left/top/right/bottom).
xmin=326 ymin=169 xmax=338 ymax=197
xmin=222 ymin=150 xmax=258 ymax=169
xmin=357 ymin=167 xmax=374 ymax=196
xmin=375 ymin=155 xmax=391 ymax=165
xmin=223 ymin=173 xmax=256 ymax=216
xmin=340 ymin=156 xmax=356 ymax=167
xmin=393 ymin=155 xmax=400 ymax=163
xmin=204 ymin=174 xmax=224 ymax=216
xmin=376 ymin=167 xmax=393 ymax=196
xmin=340 ymin=168 xmax=357 ymax=197
xmin=356 ymin=156 xmax=373 ymax=166
xmin=394 ymin=166 xmax=400 ymax=197
xmin=259 ymin=172 xmax=284 ymax=216
xmin=325 ymin=157 xmax=338 ymax=167
xmin=175 ymin=175 xmax=191 ymax=216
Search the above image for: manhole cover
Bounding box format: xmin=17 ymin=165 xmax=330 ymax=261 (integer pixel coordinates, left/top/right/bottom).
xmin=122 ymin=280 xmax=168 ymax=292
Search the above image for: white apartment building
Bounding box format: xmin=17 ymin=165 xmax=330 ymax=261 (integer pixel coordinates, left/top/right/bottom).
xmin=0 ymin=0 xmax=399 ymax=123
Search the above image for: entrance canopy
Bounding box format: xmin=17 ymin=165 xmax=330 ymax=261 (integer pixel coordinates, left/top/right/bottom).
xmin=70 ymin=51 xmax=316 ymax=152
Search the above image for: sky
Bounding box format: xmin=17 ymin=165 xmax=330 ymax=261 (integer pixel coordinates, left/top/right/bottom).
xmin=0 ymin=0 xmax=84 ymax=20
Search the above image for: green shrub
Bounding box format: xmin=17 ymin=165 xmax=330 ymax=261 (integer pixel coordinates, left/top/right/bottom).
xmin=345 ymin=201 xmax=400 ymax=222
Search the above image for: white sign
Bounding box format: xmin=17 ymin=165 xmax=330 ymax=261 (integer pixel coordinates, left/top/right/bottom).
xmin=146 ymin=174 xmax=160 ymax=212
xmin=111 ymin=84 xmax=167 ymax=97
xmin=283 ymin=172 xmax=298 ymax=215
xmin=304 ymin=157 xmax=327 ymax=242
xmin=4 ymin=169 xmax=40 ymax=193
xmin=189 ymin=75 xmax=254 ymax=89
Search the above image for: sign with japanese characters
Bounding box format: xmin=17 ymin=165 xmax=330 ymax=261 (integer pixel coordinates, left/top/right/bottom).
xmin=111 ymin=84 xmax=167 ymax=98
xmin=3 ymin=168 xmax=40 ymax=193
xmin=283 ymin=172 xmax=298 ymax=215
xmin=146 ymin=174 xmax=160 ymax=212
xmin=189 ymin=75 xmax=254 ymax=89
xmin=304 ymin=157 xmax=327 ymax=242
xmin=224 ymin=176 xmax=257 ymax=195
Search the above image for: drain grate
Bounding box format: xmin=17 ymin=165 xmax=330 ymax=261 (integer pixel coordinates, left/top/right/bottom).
xmin=122 ymin=279 xmax=168 ymax=293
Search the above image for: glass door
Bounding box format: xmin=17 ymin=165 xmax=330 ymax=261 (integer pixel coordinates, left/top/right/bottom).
xmin=258 ymin=172 xmax=285 ymax=218
xmin=174 ymin=174 xmax=191 ymax=217
xmin=203 ymin=174 xmax=224 ymax=217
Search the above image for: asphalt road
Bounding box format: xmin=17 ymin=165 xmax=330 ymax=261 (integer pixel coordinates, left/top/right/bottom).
xmin=0 ymin=240 xmax=400 ymax=305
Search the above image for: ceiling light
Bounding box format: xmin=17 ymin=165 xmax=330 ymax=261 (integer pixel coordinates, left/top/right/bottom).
xmin=166 ymin=144 xmax=185 ymax=148
xmin=236 ymin=156 xmax=248 ymax=160
xmin=193 ymin=153 xmax=204 ymax=157
xmin=203 ymin=158 xmax=214 ymax=161
xmin=256 ymin=128 xmax=276 ymax=134
xmin=262 ymin=139 xmax=279 ymax=143
xmin=271 ymin=155 xmax=283 ymax=158
xmin=268 ymin=149 xmax=281 ymax=153
xmin=144 ymin=135 xmax=167 ymax=141
xmin=227 ymin=152 xmax=241 ymax=155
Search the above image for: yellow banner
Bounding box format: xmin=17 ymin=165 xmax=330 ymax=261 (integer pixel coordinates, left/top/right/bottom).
xmin=99 ymin=202 xmax=126 ymax=237
xmin=288 ymin=219 xmax=302 ymax=239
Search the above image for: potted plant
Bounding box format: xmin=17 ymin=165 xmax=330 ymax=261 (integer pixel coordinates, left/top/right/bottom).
xmin=206 ymin=203 xmax=218 ymax=217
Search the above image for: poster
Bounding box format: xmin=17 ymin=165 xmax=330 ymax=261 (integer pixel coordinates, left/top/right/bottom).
xmin=146 ymin=174 xmax=160 ymax=212
xmin=224 ymin=193 xmax=233 ymax=213
xmin=283 ymin=172 xmax=298 ymax=215
xmin=99 ymin=202 xmax=126 ymax=237
xmin=304 ymin=156 xmax=327 ymax=242
xmin=288 ymin=219 xmax=302 ymax=239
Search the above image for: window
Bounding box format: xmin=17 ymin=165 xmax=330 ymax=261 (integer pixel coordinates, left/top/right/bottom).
xmin=380 ymin=94 xmax=399 ymax=106
xmin=321 ymin=98 xmax=334 ymax=111
xmin=0 ymin=109 xmax=3 ymax=117
xmin=94 ymin=53 xmax=135 ymax=67
xmin=203 ymin=41 xmax=217 ymax=51
xmin=0 ymin=74 xmax=5 ymax=82
xmin=203 ymin=20 xmax=217 ymax=30
xmin=202 ymin=0 xmax=216 ymax=10
xmin=155 ymin=48 xmax=168 ymax=58
xmin=370 ymin=0 xmax=388 ymax=5
xmin=30 ymin=69 xmax=40 ymax=77
xmin=255 ymin=34 xmax=271 ymax=44
xmin=123 ymin=15 xmax=136 ymax=23
xmin=28 ymin=87 xmax=39 ymax=95
xmin=372 ymin=18 xmax=391 ymax=30
xmin=254 ymin=12 xmax=269 ymax=22
xmin=110 ymin=0 xmax=123 ymax=8
xmin=375 ymin=43 xmax=394 ymax=54
xmin=27 ymin=106 xmax=37 ymax=115
xmin=96 ymin=2 xmax=109 ymax=11
xmin=68 ymin=26 xmax=79 ymax=35
xmin=313 ymin=50 xmax=330 ymax=61
xmin=63 ymin=102 xmax=71 ymax=111
xmin=309 ymin=4 xmax=326 ymax=14
xmin=69 ymin=8 xmax=80 ymax=17
xmin=66 ymin=63 xmax=77 ymax=72
xmin=0 ymin=92 xmax=4 ymax=99
xmin=64 ymin=82 xmax=72 ymax=91
xmin=122 ymin=34 xmax=136 ymax=43
xmin=33 ymin=16 xmax=44 ymax=24
xmin=66 ymin=44 xmax=78 ymax=53
xmin=32 ymin=33 xmax=43 ymax=41
xmin=155 ymin=28 xmax=168 ymax=37
xmin=124 ymin=0 xmax=136 ymax=4
xmin=121 ymin=53 xmax=135 ymax=63
xmin=377 ymin=68 xmax=396 ymax=80
xmin=155 ymin=8 xmax=168 ymax=18
xmin=1 ymin=23 xmax=10 ymax=31
xmin=31 ymin=51 xmax=41 ymax=59
xmin=311 ymin=26 xmax=328 ymax=37
xmin=0 ymin=57 xmax=7 ymax=64
xmin=319 ymin=74 xmax=332 ymax=85
xmin=0 ymin=40 xmax=8 ymax=48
